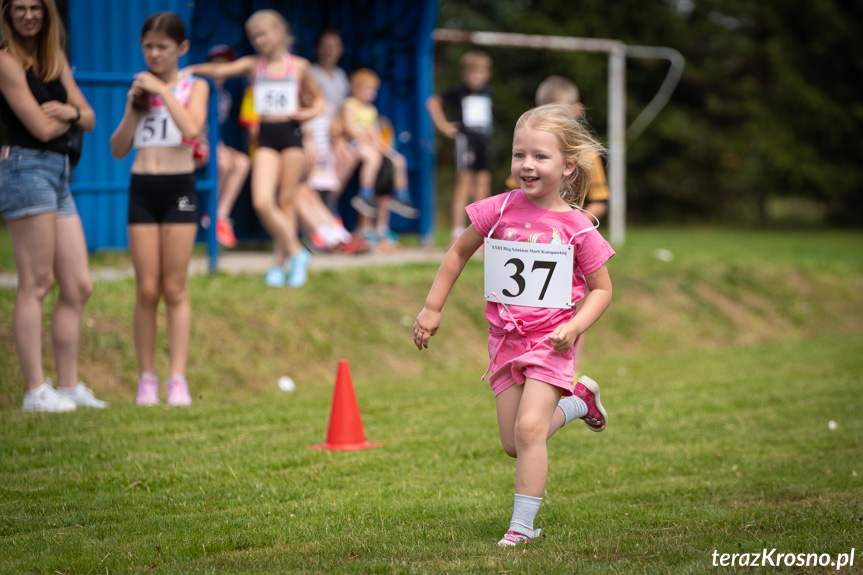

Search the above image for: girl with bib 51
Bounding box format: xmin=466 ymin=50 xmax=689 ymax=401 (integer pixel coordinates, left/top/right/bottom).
xmin=110 ymin=12 xmax=209 ymax=406
xmin=413 ymin=104 xmax=614 ymax=546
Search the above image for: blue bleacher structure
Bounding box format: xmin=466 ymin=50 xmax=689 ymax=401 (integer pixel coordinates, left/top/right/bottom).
xmin=67 ymin=0 xmax=439 ymax=267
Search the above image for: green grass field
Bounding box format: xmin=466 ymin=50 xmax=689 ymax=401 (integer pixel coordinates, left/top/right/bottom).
xmin=1 ymin=227 xmax=862 ymax=574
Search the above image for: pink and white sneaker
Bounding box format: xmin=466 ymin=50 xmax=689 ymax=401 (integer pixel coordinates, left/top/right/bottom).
xmin=166 ymin=374 xmax=191 ymax=407
xmin=497 ymin=529 xmax=541 ymax=547
xmin=574 ymin=375 xmax=607 ymax=432
xmin=136 ymin=373 xmax=159 ymax=406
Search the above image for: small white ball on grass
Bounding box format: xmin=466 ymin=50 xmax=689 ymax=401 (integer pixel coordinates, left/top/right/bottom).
xmin=828 ymin=420 xmax=837 ymax=430
xmin=278 ymin=376 xmax=296 ymax=392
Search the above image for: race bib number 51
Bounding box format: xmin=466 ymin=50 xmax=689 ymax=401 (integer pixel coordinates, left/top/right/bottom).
xmin=483 ymin=237 xmax=574 ymax=309
xmin=134 ymin=106 xmax=182 ymax=149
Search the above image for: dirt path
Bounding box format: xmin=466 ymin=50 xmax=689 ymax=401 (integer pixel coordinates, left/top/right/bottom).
xmin=0 ymin=247 xmax=448 ymax=289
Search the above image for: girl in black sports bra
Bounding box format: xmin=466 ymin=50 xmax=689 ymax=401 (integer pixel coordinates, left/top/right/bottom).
xmin=110 ymin=12 xmax=209 ymax=407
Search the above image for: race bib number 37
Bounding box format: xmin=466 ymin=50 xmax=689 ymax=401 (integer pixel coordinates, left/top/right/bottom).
xmin=483 ymin=237 xmax=574 ymax=309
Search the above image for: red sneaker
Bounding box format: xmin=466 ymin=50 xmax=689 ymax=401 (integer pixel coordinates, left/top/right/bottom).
xmin=574 ymin=375 xmax=607 ymax=432
xmin=216 ymin=217 xmax=238 ymax=248
xmin=310 ymin=230 xmax=329 ymax=251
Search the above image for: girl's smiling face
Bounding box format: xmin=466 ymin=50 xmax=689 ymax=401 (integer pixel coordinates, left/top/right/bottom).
xmin=141 ymin=30 xmax=186 ymax=75
xmin=511 ymin=127 xmax=576 ymax=210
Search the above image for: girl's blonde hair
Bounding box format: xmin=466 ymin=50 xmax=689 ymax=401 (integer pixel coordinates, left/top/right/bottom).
xmin=0 ymin=0 xmax=65 ymax=82
xmin=515 ymin=104 xmax=606 ymax=207
xmin=245 ymin=9 xmax=290 ymax=39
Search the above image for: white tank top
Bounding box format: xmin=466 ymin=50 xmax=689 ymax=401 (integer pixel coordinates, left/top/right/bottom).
xmin=253 ymin=53 xmax=299 ymax=117
xmin=133 ymin=74 xmax=197 ymax=149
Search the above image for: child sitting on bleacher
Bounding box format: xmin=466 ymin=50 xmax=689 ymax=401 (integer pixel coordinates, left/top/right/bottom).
xmin=341 ymin=68 xmax=418 ymax=248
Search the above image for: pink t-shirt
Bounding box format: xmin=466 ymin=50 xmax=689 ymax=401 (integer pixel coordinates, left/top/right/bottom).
xmin=466 ymin=190 xmax=615 ymax=334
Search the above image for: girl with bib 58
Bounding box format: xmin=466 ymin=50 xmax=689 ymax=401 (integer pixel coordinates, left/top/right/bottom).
xmin=185 ymin=10 xmax=323 ymax=288
xmin=413 ymin=104 xmax=614 ymax=546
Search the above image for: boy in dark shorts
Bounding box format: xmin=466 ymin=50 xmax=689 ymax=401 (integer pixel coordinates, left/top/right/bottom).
xmin=426 ymin=50 xmax=494 ymax=244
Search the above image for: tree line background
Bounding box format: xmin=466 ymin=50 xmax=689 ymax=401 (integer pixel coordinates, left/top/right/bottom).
xmin=435 ymin=0 xmax=863 ymax=226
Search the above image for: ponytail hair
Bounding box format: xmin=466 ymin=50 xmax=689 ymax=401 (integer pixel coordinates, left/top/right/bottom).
xmin=514 ymin=104 xmax=606 ymax=207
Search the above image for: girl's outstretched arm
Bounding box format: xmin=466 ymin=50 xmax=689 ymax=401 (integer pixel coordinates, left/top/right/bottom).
xmin=548 ymin=264 xmax=612 ymax=352
xmin=185 ymin=56 xmax=256 ymax=82
xmin=413 ymin=226 xmax=484 ymax=350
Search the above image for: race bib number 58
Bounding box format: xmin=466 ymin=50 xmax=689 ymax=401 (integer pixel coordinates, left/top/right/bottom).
xmin=254 ymin=80 xmax=298 ymax=116
xmin=483 ymin=237 xmax=574 ymax=309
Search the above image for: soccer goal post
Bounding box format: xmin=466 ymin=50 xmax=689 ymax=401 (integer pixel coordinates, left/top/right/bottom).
xmin=432 ymin=29 xmax=684 ymax=246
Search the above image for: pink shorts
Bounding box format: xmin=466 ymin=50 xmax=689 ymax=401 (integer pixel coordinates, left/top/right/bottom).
xmin=485 ymin=329 xmax=578 ymax=397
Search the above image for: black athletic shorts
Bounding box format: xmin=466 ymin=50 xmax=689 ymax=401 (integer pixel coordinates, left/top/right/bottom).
xmin=258 ymin=121 xmax=304 ymax=152
xmin=128 ymin=173 xmax=198 ymax=224
xmin=454 ymin=131 xmax=491 ymax=172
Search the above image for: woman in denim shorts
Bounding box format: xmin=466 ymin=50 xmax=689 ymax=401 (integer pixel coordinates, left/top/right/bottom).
xmin=0 ymin=0 xmax=105 ymax=411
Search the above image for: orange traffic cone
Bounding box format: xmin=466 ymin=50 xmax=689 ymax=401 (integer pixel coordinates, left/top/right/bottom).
xmin=308 ymin=360 xmax=384 ymax=451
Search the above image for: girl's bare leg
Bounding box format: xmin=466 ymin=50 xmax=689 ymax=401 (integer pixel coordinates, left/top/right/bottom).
xmin=276 ymin=147 xmax=306 ymax=257
xmin=128 ymin=225 xmax=162 ymax=375
xmin=495 ymin=378 xmax=563 ymax=497
xmin=159 ymin=223 xmax=197 ymax=376
xmin=250 ymin=149 xmax=298 ymax=253
xmin=216 ymin=144 xmax=250 ymax=219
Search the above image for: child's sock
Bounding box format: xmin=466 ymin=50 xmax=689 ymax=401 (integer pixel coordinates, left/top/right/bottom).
xmin=557 ymin=395 xmax=588 ymax=426
xmin=359 ymin=186 xmax=375 ymax=202
xmin=508 ymin=493 xmax=542 ymax=536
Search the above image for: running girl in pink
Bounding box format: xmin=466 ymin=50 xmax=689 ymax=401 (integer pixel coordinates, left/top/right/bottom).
xmin=413 ymin=104 xmax=614 ymax=546
xmin=110 ymin=12 xmax=209 ymax=406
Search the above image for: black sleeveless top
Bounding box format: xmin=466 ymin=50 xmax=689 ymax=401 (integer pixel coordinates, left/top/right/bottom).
xmin=0 ymin=67 xmax=69 ymax=155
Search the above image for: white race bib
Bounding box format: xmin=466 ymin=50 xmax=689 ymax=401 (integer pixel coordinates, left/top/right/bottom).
xmin=462 ymin=94 xmax=492 ymax=131
xmin=483 ymin=237 xmax=574 ymax=309
xmin=134 ymin=106 xmax=183 ymax=149
xmin=254 ymin=80 xmax=298 ymax=116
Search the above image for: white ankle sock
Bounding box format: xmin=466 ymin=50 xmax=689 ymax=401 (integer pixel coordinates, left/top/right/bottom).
xmin=508 ymin=493 xmax=542 ymax=536
xmin=558 ymin=395 xmax=588 ymax=426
